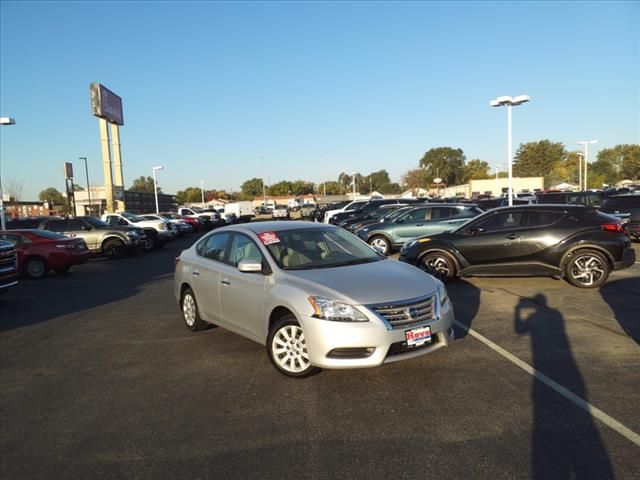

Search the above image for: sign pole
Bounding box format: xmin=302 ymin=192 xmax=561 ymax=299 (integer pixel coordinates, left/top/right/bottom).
xmin=99 ymin=119 xmax=115 ymax=213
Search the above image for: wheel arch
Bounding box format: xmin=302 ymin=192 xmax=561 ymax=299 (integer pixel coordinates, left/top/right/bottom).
xmin=101 ymin=235 xmax=126 ymax=248
xmin=559 ymin=244 xmax=615 ymax=273
xmin=268 ymin=306 xmax=296 ymax=333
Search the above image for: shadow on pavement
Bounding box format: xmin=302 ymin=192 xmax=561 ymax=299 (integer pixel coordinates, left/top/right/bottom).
xmin=0 ymin=235 xmax=200 ymax=332
xmin=600 ymin=276 xmax=640 ymax=344
xmin=446 ymin=279 xmax=481 ymax=339
xmin=514 ymin=294 xmax=614 ymax=480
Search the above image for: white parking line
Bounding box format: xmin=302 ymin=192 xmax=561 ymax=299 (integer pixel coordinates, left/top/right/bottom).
xmin=454 ymin=320 xmax=640 ymax=447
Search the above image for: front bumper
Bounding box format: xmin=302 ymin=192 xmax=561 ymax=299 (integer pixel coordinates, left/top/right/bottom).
xmin=301 ymin=299 xmax=455 ymax=369
xmin=614 ymin=247 xmax=636 ymax=271
xmin=0 ymin=270 xmax=19 ymax=290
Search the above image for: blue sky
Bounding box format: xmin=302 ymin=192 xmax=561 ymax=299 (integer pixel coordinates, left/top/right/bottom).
xmin=1 ymin=0 xmax=638 ymax=199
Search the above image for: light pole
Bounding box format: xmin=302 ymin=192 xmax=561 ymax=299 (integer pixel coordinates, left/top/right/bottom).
xmin=576 ymin=152 xmax=584 ymax=190
xmin=0 ymin=117 xmax=16 ymax=230
xmin=152 ymin=166 xmax=164 ymax=214
xmin=78 ymin=157 xmax=92 ymax=215
xmin=200 ymin=180 xmax=206 ymax=206
xmin=577 ymin=140 xmax=597 ymax=191
xmin=490 ymin=95 xmax=530 ymax=206
xmin=260 ymin=155 xmax=266 ymax=207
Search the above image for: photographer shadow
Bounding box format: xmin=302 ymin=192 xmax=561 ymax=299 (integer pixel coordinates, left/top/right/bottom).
xmin=515 ymin=294 xmax=614 ymax=479
xmin=445 ymin=279 xmax=481 ymax=339
xmin=600 ymin=277 xmax=640 ymax=344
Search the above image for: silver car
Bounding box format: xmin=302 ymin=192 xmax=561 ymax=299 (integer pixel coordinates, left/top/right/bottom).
xmin=174 ymin=222 xmax=455 ymax=377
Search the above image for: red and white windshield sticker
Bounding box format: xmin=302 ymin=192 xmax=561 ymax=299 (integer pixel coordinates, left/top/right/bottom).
xmin=258 ymin=231 xmax=280 ymax=245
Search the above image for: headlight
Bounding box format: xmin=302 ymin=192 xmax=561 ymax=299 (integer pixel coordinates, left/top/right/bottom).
xmin=126 ymin=231 xmax=138 ymax=237
xmin=435 ymin=279 xmax=449 ymax=307
xmin=308 ymin=296 xmax=369 ymax=322
xmin=158 ymin=223 xmax=167 ymax=230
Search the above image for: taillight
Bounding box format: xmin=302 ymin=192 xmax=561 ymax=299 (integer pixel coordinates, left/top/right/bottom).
xmin=601 ymin=223 xmax=625 ymax=234
xmin=55 ymin=244 xmax=75 ymax=249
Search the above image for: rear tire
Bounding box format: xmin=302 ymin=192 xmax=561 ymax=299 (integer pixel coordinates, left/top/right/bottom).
xmin=103 ymin=238 xmax=126 ymax=259
xmin=420 ymin=251 xmax=457 ymax=282
xmin=368 ymin=235 xmax=391 ymax=255
xmin=267 ymin=315 xmax=320 ymax=378
xmin=181 ymin=288 xmax=208 ymax=331
xmin=24 ymin=257 xmax=49 ymax=279
xmin=564 ymin=249 xmax=610 ymax=288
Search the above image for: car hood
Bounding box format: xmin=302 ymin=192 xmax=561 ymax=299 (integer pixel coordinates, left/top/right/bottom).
xmin=284 ymin=259 xmax=437 ymax=305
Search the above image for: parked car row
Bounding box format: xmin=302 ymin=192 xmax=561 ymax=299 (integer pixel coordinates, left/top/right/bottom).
xmin=0 ymin=209 xmax=213 ymax=283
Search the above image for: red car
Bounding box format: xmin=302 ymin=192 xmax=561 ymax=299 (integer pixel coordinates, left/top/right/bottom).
xmin=0 ymin=229 xmax=90 ymax=279
xmin=159 ymin=212 xmax=201 ymax=231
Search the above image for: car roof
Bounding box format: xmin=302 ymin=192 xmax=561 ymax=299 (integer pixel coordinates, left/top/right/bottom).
xmin=227 ymin=221 xmax=335 ymax=235
xmin=491 ymin=204 xmax=588 ymax=212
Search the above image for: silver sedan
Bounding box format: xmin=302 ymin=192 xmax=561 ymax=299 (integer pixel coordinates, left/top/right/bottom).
xmin=174 ymin=221 xmax=455 ymax=378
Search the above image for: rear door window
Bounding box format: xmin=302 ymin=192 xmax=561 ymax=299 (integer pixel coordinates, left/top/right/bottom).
xmin=67 ymin=219 xmax=86 ymax=231
xmin=430 ymin=207 xmax=455 ymax=219
xmin=402 ymin=208 xmax=428 ymax=222
xmin=526 ymin=211 xmax=565 ymax=227
xmin=196 ymin=232 xmax=231 ymax=262
xmin=43 ymin=220 xmax=68 ymax=232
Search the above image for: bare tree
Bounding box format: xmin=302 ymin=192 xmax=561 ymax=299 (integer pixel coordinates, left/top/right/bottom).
xmin=5 ymin=177 xmax=24 ymax=201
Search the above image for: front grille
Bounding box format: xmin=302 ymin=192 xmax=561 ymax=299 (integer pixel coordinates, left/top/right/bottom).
xmin=369 ymin=296 xmax=435 ymax=329
xmin=387 ymin=334 xmax=439 ymax=357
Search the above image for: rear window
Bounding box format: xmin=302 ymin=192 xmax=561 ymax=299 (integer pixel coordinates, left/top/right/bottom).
xmin=602 ymin=196 xmax=640 ymax=210
xmin=29 ymin=230 xmax=69 ymax=240
xmin=526 ymin=211 xmax=565 ymax=227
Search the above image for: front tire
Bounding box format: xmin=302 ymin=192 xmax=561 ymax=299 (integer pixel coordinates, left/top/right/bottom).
xmin=181 ymin=288 xmax=208 ymax=331
xmin=24 ymin=257 xmax=49 ymax=279
xmin=368 ymin=235 xmax=391 ymax=255
xmin=267 ymin=316 xmax=320 ymax=378
xmin=564 ymin=249 xmax=610 ymax=288
xmin=420 ymin=251 xmax=456 ymax=281
xmin=143 ymin=232 xmax=158 ymax=251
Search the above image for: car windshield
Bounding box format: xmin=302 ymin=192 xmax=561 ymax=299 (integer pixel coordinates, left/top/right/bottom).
xmin=191 ymin=208 xmax=204 ymax=213
xmin=84 ymin=216 xmax=111 ymax=228
xmin=29 ymin=230 xmax=69 ymax=240
xmin=122 ymin=213 xmax=144 ymax=223
xmin=263 ymin=227 xmax=382 ymax=270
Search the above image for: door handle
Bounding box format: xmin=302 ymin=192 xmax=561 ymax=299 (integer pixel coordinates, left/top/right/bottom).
xmin=416 ymin=223 xmax=424 ymax=227
xmin=192 ymin=270 xmax=200 ymax=276
xmin=221 ymin=279 xmax=231 ymax=286
xmin=505 ymin=233 xmax=520 ymax=240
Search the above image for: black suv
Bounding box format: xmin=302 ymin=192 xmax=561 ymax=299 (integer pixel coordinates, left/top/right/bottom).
xmin=399 ymin=205 xmax=635 ymax=288
xmin=536 ymin=191 xmax=602 ymax=207
xmin=600 ymin=194 xmax=640 ymax=240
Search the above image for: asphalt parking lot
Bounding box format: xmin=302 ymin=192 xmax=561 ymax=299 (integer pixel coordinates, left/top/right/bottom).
xmin=1 ymin=233 xmax=639 ymax=479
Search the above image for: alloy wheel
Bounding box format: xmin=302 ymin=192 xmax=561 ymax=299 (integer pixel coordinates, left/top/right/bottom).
xmin=26 ymin=259 xmax=46 ymax=278
xmin=570 ymin=255 xmax=606 ymax=287
xmin=271 ymin=325 xmax=310 ymax=373
xmin=423 ymin=255 xmax=451 ymax=277
xmin=370 ymin=237 xmax=389 ymax=254
xmin=183 ymin=293 xmax=196 ymax=326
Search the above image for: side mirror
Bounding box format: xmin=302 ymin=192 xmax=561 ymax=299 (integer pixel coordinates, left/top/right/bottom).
xmin=238 ymin=259 xmax=263 ymax=273
xmin=466 ymin=226 xmax=484 ymax=235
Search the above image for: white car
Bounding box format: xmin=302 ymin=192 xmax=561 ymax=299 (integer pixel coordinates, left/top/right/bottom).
xmin=323 ymin=199 xmax=370 ymax=223
xmin=102 ymin=212 xmax=171 ymax=250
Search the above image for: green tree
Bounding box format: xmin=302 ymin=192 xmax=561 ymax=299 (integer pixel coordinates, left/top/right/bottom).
xmin=597 ymin=144 xmax=640 ymax=180
xmin=240 ymin=178 xmax=265 ymax=200
xmin=130 ymin=176 xmax=160 ymax=194
xmin=290 ymin=180 xmax=315 ymax=195
xmin=175 ymin=187 xmax=203 ymax=204
xmin=401 ymin=168 xmax=431 ymax=191
xmin=463 ymin=159 xmax=491 ymax=182
xmin=316 ymin=181 xmax=342 ymax=195
xmin=513 ymin=140 xmax=567 ymax=178
xmin=39 ymin=187 xmax=66 ymax=207
xmin=268 ymin=181 xmax=293 ymax=196
xmin=419 ymin=147 xmax=466 ymax=186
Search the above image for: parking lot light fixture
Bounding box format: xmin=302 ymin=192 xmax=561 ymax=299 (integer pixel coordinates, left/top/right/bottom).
xmin=0 ymin=116 xmax=17 ymax=230
xmin=152 ymin=166 xmax=164 ymax=214
xmin=490 ymin=95 xmax=530 ymax=206
xmin=577 ymin=140 xmax=598 ymax=191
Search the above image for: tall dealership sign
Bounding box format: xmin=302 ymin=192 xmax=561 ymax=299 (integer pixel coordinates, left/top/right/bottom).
xmin=90 ymin=83 xmax=125 ymax=212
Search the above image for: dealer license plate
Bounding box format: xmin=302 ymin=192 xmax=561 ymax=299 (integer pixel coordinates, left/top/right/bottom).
xmin=405 ymin=326 xmax=432 ymax=347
